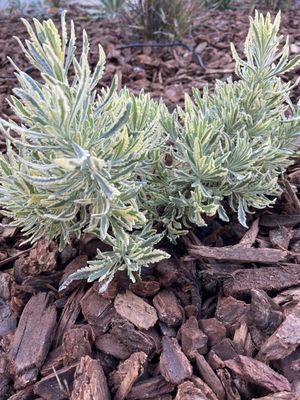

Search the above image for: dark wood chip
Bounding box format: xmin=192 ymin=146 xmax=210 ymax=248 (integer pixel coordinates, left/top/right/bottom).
xmin=188 ymin=244 xmax=287 ymax=264
xmin=41 ymin=346 xmax=64 ymax=377
xmin=114 ymin=290 xmax=158 ymax=330
xmin=216 ymin=368 xmax=240 ymax=400
xmin=225 ymin=355 xmax=291 ymax=393
xmin=195 ymin=353 xmax=226 ymax=400
xmin=211 ymin=338 xmax=244 ymax=361
xmin=223 ymin=264 xmax=300 ymax=296
xmin=34 ymin=364 xmax=77 ymax=400
xmin=9 ymin=292 xmax=57 ymax=389
xmin=95 ymin=333 xmax=131 ymax=360
xmin=199 ymin=318 xmax=227 ymax=346
xmin=129 ymin=280 xmax=161 ymax=297
xmin=250 ymin=289 xmax=283 ymax=334
xmin=110 ymin=352 xmax=147 ymax=400
xmin=259 ymin=214 xmax=300 ymax=228
xmin=181 ymin=316 xmax=208 ymax=358
xmin=111 ymin=318 xmax=155 ymax=355
xmin=80 ymin=285 xmax=112 ymax=330
xmin=153 ymin=289 xmax=183 ymax=327
xmin=0 ymin=299 xmax=16 ymax=338
xmin=175 ymin=380 xmax=208 ymax=400
xmin=7 ymin=385 xmax=34 ymax=400
xmin=70 ymin=356 xmax=110 ymax=400
xmin=159 ymin=336 xmax=192 ymax=384
xmin=157 ymin=259 xmax=180 ymax=287
xmin=269 ymin=227 xmax=293 ymax=250
xmin=215 ymin=296 xmax=248 ymax=333
xmin=253 ymin=393 xmax=299 ymax=400
xmin=257 ymin=303 xmax=300 ymax=361
xmin=127 ymin=376 xmax=175 ymax=400
xmin=62 ymin=326 xmax=93 ymax=366
xmin=0 ymin=272 xmax=13 ymax=300
xmin=54 ymin=285 xmax=86 ymax=348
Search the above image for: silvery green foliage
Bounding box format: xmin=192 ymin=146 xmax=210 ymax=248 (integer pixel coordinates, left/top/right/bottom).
xmin=151 ymin=11 xmax=300 ymax=239
xmin=0 ymin=13 xmax=169 ymax=287
xmin=61 ymin=222 xmax=167 ymax=292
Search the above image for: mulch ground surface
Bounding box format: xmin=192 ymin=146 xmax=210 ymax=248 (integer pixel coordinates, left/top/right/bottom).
xmin=0 ymin=4 xmax=300 ymax=400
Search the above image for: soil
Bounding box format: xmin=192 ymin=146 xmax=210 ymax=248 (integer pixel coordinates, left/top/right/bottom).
xmin=0 ymin=3 xmax=300 ymax=400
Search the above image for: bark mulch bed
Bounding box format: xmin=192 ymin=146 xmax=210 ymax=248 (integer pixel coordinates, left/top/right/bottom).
xmin=0 ymin=4 xmax=300 ymax=400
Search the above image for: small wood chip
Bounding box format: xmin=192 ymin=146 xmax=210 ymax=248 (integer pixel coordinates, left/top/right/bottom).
xmin=110 ymin=352 xmax=147 ymax=400
xmin=215 ymin=296 xmax=248 ymax=333
xmin=70 ymin=356 xmax=110 ymax=400
xmin=269 ymin=227 xmax=293 ymax=250
xmin=127 ymin=375 xmax=175 ymax=400
xmin=190 ymin=376 xmax=219 ymax=400
xmin=199 ymin=318 xmax=227 ymax=346
xmin=62 ymin=326 xmax=93 ymax=366
xmin=0 ymin=299 xmax=16 ymax=338
xmin=111 ymin=318 xmax=155 ymax=355
xmin=95 ymin=333 xmax=131 ymax=360
xmin=175 ymin=381 xmax=208 ymax=400
xmin=250 ymin=289 xmax=283 ymax=334
xmin=225 ymin=355 xmax=291 ymax=393
xmin=153 ymin=290 xmax=183 ymax=327
xmin=129 ymin=280 xmax=161 ymax=297
xmin=257 ymin=303 xmax=300 ymax=361
xmin=9 ymin=293 xmax=57 ymax=389
xmin=114 ymin=290 xmax=158 ymax=330
xmin=188 ymin=245 xmax=287 ymax=264
xmin=159 ymin=336 xmax=192 ymax=384
xmin=80 ymin=286 xmax=112 ymax=329
xmin=223 ymin=264 xmax=300 ymax=296
xmin=181 ymin=316 xmax=208 ymax=358
xmin=34 ymin=364 xmax=77 ymax=400
xmin=195 ymin=353 xmax=226 ymax=400
xmin=253 ymin=393 xmax=299 ymax=400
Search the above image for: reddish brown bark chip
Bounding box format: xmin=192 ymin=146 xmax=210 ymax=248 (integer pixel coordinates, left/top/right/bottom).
xmin=7 ymin=385 xmax=34 ymax=400
xmin=0 ymin=299 xmax=16 ymax=338
xmin=16 ymin=239 xmax=58 ymax=276
xmin=223 ymin=264 xmax=300 ymax=296
xmin=250 ymin=289 xmax=283 ymax=334
xmin=114 ymin=290 xmax=158 ymax=330
xmin=70 ymin=356 xmax=110 ymax=400
xmin=175 ymin=381 xmax=208 ymax=400
xmin=181 ymin=317 xmax=208 ymax=358
xmin=195 ymin=353 xmax=226 ymax=400
xmin=111 ymin=318 xmax=155 ymax=355
xmin=153 ymin=290 xmax=183 ymax=327
xmin=253 ymin=392 xmax=300 ymax=400
xmin=127 ymin=375 xmax=175 ymax=400
xmin=215 ymin=296 xmax=248 ymax=333
xmin=95 ymin=333 xmax=131 ymax=360
xmin=257 ymin=304 xmax=300 ymax=361
xmin=34 ymin=364 xmax=77 ymax=400
xmin=225 ymin=356 xmax=291 ymax=393
xmin=62 ymin=326 xmax=93 ymax=366
xmin=199 ymin=318 xmax=226 ymax=346
xmin=188 ymin=244 xmax=287 ymax=264
xmin=9 ymin=293 xmax=57 ymax=389
xmin=129 ymin=280 xmax=161 ymax=297
xmin=159 ymin=336 xmax=192 ymax=384
xmin=110 ymin=352 xmax=147 ymax=400
xmin=211 ymin=338 xmax=243 ymax=361
xmin=0 ymin=272 xmax=13 ymax=300
xmin=80 ymin=286 xmax=112 ymax=328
